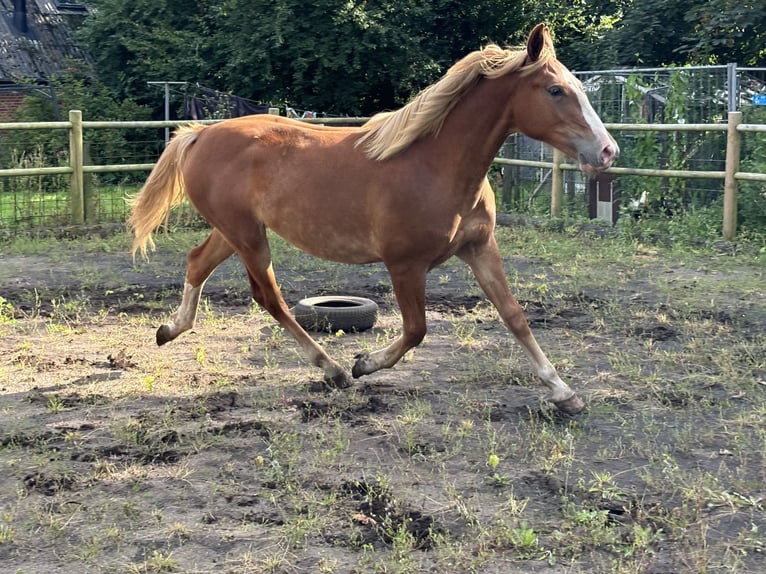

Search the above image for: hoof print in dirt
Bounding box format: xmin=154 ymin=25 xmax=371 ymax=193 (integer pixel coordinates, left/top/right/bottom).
xmin=297 ymin=394 xmax=390 ymax=423
xmin=306 ymin=379 xmax=331 ymax=393
xmin=298 ymin=400 xmax=331 ymax=422
xmin=22 ymin=472 xmax=76 ymax=496
xmin=342 ymin=479 xmax=442 ymax=550
xmin=293 ymin=296 xmax=378 ymax=333
xmin=106 ymin=349 xmax=136 ymax=369
xmin=325 ymin=370 xmax=354 ymax=389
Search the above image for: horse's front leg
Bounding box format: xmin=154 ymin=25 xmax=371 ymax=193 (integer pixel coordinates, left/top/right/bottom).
xmin=157 ymin=228 xmax=234 ymax=345
xmin=458 ymin=236 xmax=585 ymax=415
xmin=353 ymin=264 xmax=427 ymax=377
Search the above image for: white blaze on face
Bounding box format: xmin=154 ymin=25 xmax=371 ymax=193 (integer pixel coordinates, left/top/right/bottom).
xmin=564 ymin=69 xmax=607 ymax=139
xmin=577 ymin=91 xmax=607 ymax=138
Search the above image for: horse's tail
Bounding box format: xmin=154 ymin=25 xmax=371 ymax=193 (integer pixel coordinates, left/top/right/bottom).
xmin=128 ymin=124 xmax=205 ymax=260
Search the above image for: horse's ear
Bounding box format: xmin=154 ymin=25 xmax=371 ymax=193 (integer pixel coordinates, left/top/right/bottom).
xmin=526 ymin=23 xmax=551 ymax=62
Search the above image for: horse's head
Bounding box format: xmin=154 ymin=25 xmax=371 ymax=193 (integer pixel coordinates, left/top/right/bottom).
xmin=512 ymin=24 xmax=618 ymax=174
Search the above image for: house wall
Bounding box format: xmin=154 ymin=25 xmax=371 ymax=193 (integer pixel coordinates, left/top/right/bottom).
xmin=0 ymin=90 xmax=25 ymax=120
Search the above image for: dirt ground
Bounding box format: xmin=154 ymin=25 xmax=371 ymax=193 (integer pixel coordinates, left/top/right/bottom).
xmin=0 ymin=226 xmax=764 ymax=573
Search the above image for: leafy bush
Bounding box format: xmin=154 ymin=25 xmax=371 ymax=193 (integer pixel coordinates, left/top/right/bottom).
xmin=3 ymin=63 xmax=155 ymax=187
xmin=739 ymin=106 xmax=766 ymax=236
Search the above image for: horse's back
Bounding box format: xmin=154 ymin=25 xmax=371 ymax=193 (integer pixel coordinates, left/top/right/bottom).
xmin=202 ymin=114 xmax=360 ymax=142
xmin=184 ymin=115 xmax=363 ymax=175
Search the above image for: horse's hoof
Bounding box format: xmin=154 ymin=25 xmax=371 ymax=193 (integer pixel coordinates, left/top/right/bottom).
xmin=352 ymin=353 xmax=369 ymax=379
xmin=325 ymin=371 xmax=352 ymax=389
xmin=553 ymin=394 xmax=585 ymax=415
xmin=156 ymin=325 xmax=173 ymax=346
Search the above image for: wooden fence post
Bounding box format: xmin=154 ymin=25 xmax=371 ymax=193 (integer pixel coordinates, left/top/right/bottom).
xmin=723 ymin=111 xmax=741 ymax=241
xmin=69 ymin=110 xmax=84 ymax=225
xmin=550 ymin=147 xmax=564 ymax=217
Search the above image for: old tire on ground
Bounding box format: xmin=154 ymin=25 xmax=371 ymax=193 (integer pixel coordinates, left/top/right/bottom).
xmin=293 ymin=296 xmax=378 ymax=333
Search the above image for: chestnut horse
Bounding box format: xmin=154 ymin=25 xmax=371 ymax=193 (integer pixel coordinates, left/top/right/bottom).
xmin=129 ymin=24 xmax=618 ymax=414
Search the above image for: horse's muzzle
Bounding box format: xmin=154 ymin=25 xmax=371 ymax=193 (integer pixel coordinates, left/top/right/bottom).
xmin=580 ymin=139 xmax=619 ymax=174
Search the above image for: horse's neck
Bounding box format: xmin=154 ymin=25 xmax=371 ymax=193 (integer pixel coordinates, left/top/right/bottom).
xmin=430 ymin=76 xmax=518 ymax=181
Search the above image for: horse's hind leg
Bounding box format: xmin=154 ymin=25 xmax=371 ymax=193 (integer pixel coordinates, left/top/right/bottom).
xmin=457 ymin=236 xmax=585 ymax=415
xmin=235 ymin=229 xmax=351 ymax=388
xmin=156 ymin=228 xmax=234 ymax=345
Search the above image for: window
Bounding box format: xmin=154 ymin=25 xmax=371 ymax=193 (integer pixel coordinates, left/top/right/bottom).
xmin=51 ymin=1 xmax=87 ymax=13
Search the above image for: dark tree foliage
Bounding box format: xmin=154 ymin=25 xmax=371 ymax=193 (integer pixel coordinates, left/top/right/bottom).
xmin=680 ymin=1 xmax=766 ymax=65
xmin=604 ymin=0 xmax=765 ymax=67
xmin=76 ymin=0 xmax=765 ymax=118
xmin=520 ymin=0 xmax=626 ymax=70
xmin=607 ymin=0 xmax=693 ymax=66
xmin=77 ymin=0 xmax=220 ymax=104
xmin=78 ymin=0 xmax=529 ymax=116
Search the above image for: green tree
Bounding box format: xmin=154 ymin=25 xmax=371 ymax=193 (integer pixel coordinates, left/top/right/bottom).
xmin=606 ymin=0 xmax=692 ymax=66
xmin=78 ymin=0 xmax=531 ymax=116
xmin=598 ymin=0 xmax=765 ymax=67
xmin=522 ymin=0 xmax=626 ymax=69
xmin=213 ymin=0 xmax=429 ymax=114
xmin=199 ymin=0 xmax=531 ymax=115
xmin=680 ymin=1 xmax=766 ymax=65
xmin=77 ymin=0 xmax=220 ymax=104
xmin=78 ymin=0 xmax=766 ymax=116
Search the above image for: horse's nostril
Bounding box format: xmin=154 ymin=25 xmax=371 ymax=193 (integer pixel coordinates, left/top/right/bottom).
xmin=601 ymin=144 xmax=617 ymax=164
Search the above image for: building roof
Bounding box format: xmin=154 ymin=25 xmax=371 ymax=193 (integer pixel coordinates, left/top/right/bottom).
xmin=0 ymin=0 xmax=90 ymax=84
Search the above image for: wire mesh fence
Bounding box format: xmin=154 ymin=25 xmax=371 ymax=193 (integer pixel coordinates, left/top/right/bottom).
xmin=497 ymin=65 xmax=766 ymax=224
xmin=0 ymin=125 xmax=166 ymax=231
xmin=580 ymin=66 xmax=729 ymax=219
xmin=0 ymin=126 xmax=73 ymax=229
xmin=81 ymin=132 xmax=165 ymax=223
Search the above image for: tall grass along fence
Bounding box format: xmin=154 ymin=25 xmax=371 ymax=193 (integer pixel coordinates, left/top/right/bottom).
xmin=0 ymin=110 xmax=764 ymax=241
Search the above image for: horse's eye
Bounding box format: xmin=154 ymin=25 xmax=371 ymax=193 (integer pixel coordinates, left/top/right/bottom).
xmin=548 ymin=86 xmax=564 ymax=97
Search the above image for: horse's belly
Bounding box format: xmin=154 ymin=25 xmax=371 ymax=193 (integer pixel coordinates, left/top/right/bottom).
xmin=269 ymin=223 xmax=382 ymax=265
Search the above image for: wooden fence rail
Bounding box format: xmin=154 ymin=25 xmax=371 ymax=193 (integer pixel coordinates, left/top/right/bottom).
xmin=1 ymin=110 xmax=764 ymax=240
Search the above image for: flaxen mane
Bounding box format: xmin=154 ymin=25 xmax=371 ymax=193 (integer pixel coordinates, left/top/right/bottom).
xmin=356 ymin=41 xmax=557 ymax=161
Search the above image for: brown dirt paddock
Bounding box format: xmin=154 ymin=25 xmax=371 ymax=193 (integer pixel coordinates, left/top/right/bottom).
xmin=0 ymin=225 xmax=764 ymax=573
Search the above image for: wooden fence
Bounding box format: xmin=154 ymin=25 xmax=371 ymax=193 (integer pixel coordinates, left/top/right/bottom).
xmin=1 ymin=110 xmax=765 ymax=240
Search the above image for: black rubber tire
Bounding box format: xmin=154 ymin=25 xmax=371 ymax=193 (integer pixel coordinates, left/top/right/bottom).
xmin=293 ymin=296 xmax=378 ymax=333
